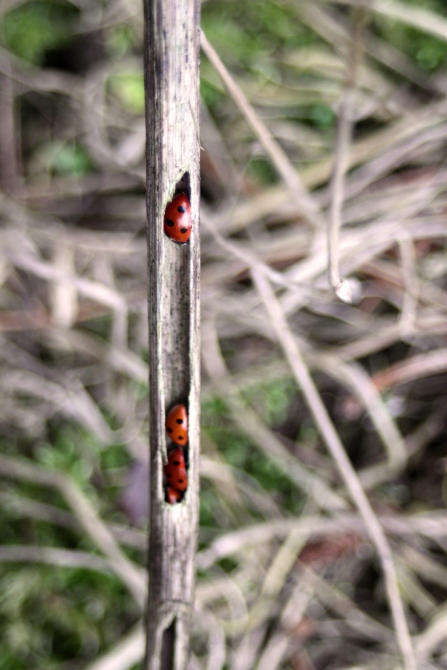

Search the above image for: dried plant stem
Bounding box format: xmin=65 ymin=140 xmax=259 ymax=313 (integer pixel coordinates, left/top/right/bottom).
xmin=202 ymin=318 xmax=348 ymax=513
xmin=200 ymin=30 xmax=323 ymax=229
xmin=333 ymin=0 xmax=447 ymax=43
xmin=0 ymin=490 xmax=147 ymax=549
xmin=323 ymin=357 xmax=407 ymax=470
xmin=197 ymin=513 xmax=447 ymax=570
xmin=328 ymin=98 xmax=352 ymax=293
xmin=398 ymin=235 xmax=419 ymax=329
xmin=328 ymin=6 xmax=367 ymax=301
xmin=251 ymin=268 xmax=417 ymax=670
xmin=84 ymin=623 xmax=145 ymax=670
xmin=371 ymin=348 xmax=447 ymax=391
xmin=0 ymin=66 xmax=20 ymax=193
xmin=0 ymin=545 xmax=115 ymax=573
xmin=143 ymin=0 xmax=201 ymax=667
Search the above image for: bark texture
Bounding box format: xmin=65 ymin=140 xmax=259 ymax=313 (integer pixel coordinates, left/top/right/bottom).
xmin=143 ymin=1 xmax=201 ymax=668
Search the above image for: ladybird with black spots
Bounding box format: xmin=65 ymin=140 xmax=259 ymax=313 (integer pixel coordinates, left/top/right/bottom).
xmin=163 ymin=193 xmax=191 ymax=244
xmin=163 ymin=447 xmax=188 ymax=493
xmin=166 ymin=487 xmax=182 ymax=505
xmin=165 ymin=403 xmax=188 ymax=445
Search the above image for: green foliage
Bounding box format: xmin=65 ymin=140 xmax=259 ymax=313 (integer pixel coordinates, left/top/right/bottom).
xmin=0 ymin=422 xmax=137 ymax=668
xmin=247 ymin=156 xmax=279 ymax=186
xmin=199 ymin=486 xmax=221 ymax=528
xmin=376 ymin=0 xmax=447 ymax=71
xmin=109 ymin=74 xmax=145 ymax=113
xmin=79 ymin=317 xmax=113 ymax=342
xmin=309 ymin=103 xmax=335 ymax=129
xmin=201 ymin=383 xmax=304 ymax=515
xmin=202 ymin=0 xmax=318 ymax=67
xmin=2 ymin=1 xmax=77 ymax=65
xmin=0 ymin=564 xmax=138 ymax=670
xmin=35 ymin=426 xmax=101 ymax=485
xmin=35 ymin=141 xmax=93 ymax=178
xmin=100 ymin=444 xmax=128 ymax=470
xmin=50 ymin=143 xmax=92 ymax=177
xmin=33 ymin=425 xmax=131 ymax=515
xmin=105 ymin=24 xmax=136 ymax=60
xmin=201 ymin=0 xmax=322 ymax=125
xmin=401 ymin=0 xmax=447 ymax=15
xmin=200 ymin=78 xmax=225 ymax=110
xmin=242 ymin=377 xmax=295 ymax=428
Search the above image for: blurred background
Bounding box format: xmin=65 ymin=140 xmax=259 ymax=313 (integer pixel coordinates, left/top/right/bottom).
xmin=1 ymin=0 xmax=447 ymax=668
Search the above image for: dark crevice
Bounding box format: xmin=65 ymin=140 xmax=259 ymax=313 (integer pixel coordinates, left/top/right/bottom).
xmin=161 ymin=619 xmax=176 ymax=670
xmin=175 ymin=171 xmax=190 ymax=203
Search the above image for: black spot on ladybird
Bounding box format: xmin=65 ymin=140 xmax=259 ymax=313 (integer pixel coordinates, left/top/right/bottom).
xmin=176 ymin=419 xmax=183 ymax=424
xmin=178 ymin=479 xmax=184 ymax=484
xmin=177 ymin=205 xmax=186 ymax=213
xmin=167 ymin=427 xmax=173 ymax=433
xmin=173 ymin=460 xmax=180 ymax=466
xmin=180 ymin=228 xmax=187 ymax=234
xmin=166 ymin=473 xmax=172 ymax=478
xmin=178 ymin=436 xmax=184 ymax=441
xmin=166 ymin=219 xmax=175 ymax=227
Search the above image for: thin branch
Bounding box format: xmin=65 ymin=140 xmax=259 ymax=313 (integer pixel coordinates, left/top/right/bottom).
xmin=251 ymin=268 xmax=417 ymax=670
xmin=201 ymin=318 xmax=348 ymax=513
xmin=84 ymin=623 xmax=145 ymax=670
xmin=0 ymin=489 xmax=147 ymax=548
xmin=398 ymin=235 xmax=419 ymax=331
xmin=371 ymin=348 xmax=447 ymax=391
xmin=0 ymin=545 xmax=114 ymax=573
xmin=327 ymin=6 xmax=367 ymax=300
xmin=200 ymin=30 xmax=324 ymax=229
xmin=197 ymin=512 xmax=447 ymax=571
xmin=332 ymin=0 xmax=447 ymax=44
xmin=322 ymin=357 xmax=407 ymax=470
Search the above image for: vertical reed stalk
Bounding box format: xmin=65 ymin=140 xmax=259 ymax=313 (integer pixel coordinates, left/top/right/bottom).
xmin=143 ymin=1 xmax=201 ymax=668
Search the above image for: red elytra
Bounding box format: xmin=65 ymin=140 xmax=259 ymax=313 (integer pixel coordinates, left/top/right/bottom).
xmin=166 ymin=487 xmax=182 ymax=505
xmin=165 ymin=404 xmax=188 ymax=445
xmin=163 ymin=447 xmax=188 ymax=492
xmin=163 ymin=193 xmax=191 ymax=244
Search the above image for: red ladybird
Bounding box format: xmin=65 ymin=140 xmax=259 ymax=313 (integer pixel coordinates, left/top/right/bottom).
xmin=165 ymin=404 xmax=188 ymax=445
xmin=163 ymin=193 xmax=191 ymax=244
xmin=166 ymin=487 xmax=182 ymax=504
xmin=163 ymin=447 xmax=188 ymax=492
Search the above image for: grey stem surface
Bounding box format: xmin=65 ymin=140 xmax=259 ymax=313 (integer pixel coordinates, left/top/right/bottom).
xmin=143 ymin=0 xmax=201 ymax=668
